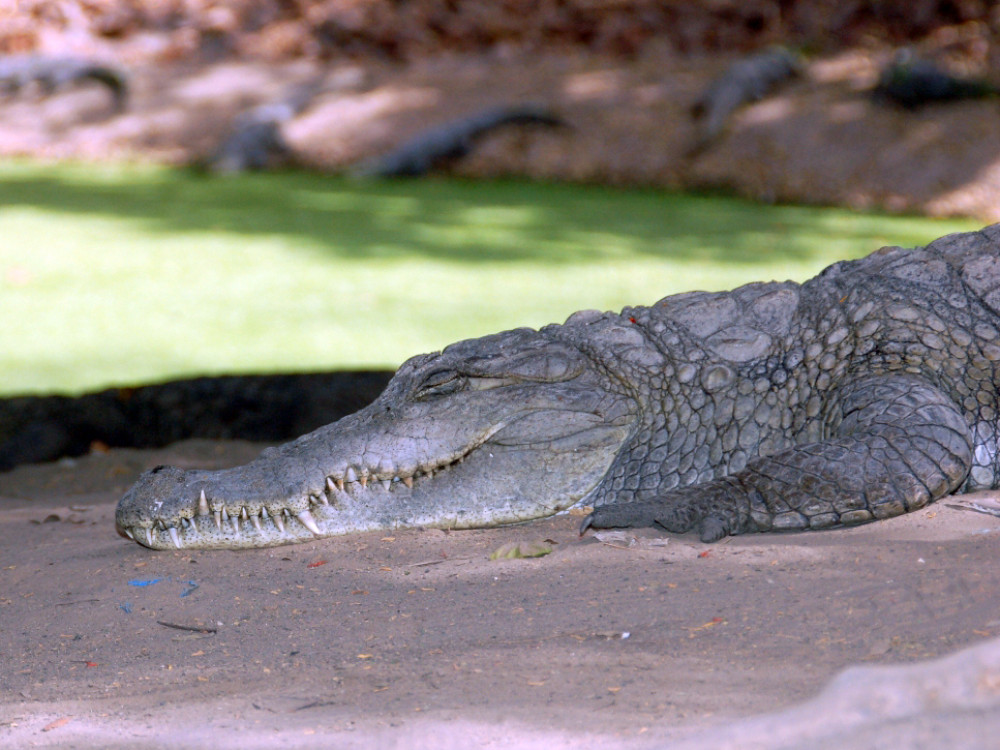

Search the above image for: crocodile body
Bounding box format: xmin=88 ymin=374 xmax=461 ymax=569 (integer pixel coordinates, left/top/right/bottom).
xmin=690 ymin=47 xmax=800 ymax=153
xmin=0 ymin=54 xmax=127 ymax=111
xmin=353 ymin=105 xmax=566 ymax=178
xmin=873 ymin=50 xmax=999 ymax=109
xmin=116 ymin=227 xmax=1000 ymax=550
xmin=205 ymin=81 xmax=321 ymax=174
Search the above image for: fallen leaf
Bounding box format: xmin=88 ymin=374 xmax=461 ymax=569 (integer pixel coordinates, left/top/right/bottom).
xmin=42 ymin=717 xmax=71 ymax=732
xmin=686 ymin=616 xmax=726 ymax=635
xmin=698 ymin=550 xmax=711 ymax=558
xmin=306 ymin=560 xmax=327 ymax=568
xmin=489 ymin=540 xmax=552 ymax=560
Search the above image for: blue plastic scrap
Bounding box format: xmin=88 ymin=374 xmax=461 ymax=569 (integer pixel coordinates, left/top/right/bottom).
xmin=180 ymin=580 xmax=199 ymax=598
xmin=127 ymin=577 xmax=165 ymax=587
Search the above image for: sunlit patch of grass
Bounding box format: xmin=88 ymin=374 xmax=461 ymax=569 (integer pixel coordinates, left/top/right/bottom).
xmin=0 ymin=161 xmax=981 ymax=394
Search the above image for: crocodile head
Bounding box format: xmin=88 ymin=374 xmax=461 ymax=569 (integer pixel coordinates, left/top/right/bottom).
xmin=115 ymin=327 xmax=637 ymax=549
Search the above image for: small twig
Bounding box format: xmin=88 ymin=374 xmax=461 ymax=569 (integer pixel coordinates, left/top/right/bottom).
xmin=969 ymin=503 xmax=1000 ymax=518
xmin=156 ymin=620 xmax=217 ymax=634
xmin=407 ymin=556 xmax=473 ymax=567
xmin=56 ymin=598 xmax=101 ymax=606
xmin=946 ymin=502 xmax=1000 ymax=518
xmin=293 ymin=700 xmax=339 ymax=712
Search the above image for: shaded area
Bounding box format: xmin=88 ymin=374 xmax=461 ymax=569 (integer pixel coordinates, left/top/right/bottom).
xmin=0 ymin=166 xmax=963 ymax=266
xmin=0 ymin=370 xmax=392 ymax=471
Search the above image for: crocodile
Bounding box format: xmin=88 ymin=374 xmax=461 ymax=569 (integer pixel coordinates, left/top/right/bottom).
xmin=689 ymin=46 xmax=801 ymax=154
xmin=116 ymin=226 xmax=1000 ymax=550
xmin=873 ymin=49 xmax=999 ymax=109
xmin=352 ymin=105 xmax=566 ymax=178
xmin=0 ymin=54 xmax=127 ymax=111
xmin=204 ymin=80 xmax=322 ymax=174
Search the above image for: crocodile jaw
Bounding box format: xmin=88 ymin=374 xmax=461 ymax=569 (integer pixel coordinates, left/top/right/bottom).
xmin=115 ymin=377 xmax=633 ymax=550
xmin=115 ymin=435 xmax=623 ymax=550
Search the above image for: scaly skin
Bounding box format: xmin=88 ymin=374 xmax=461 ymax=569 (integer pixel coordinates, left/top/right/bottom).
xmin=116 ymin=226 xmax=1000 ymax=550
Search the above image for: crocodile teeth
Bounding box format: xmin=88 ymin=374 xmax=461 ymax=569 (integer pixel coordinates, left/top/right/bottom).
xmin=274 ymin=513 xmax=285 ymax=533
xmin=297 ymin=509 xmax=322 ymax=536
xmin=251 ymin=515 xmax=262 ymax=532
xmin=145 ymin=528 xmax=153 ymax=546
xmin=213 ymin=510 xmax=222 ymax=530
xmin=198 ymin=490 xmax=210 ymax=516
xmin=169 ymin=526 xmax=182 ymax=549
xmin=381 ymin=479 xmax=391 ymax=491
xmin=360 ymin=473 xmax=368 ymax=489
xmin=221 ymin=507 xmax=229 ymax=522
xmin=124 ymin=528 xmax=134 ymax=540
xmin=403 ymin=476 xmax=414 ymax=489
xmin=346 ymin=467 xmax=358 ymax=483
xmin=327 ymin=477 xmax=337 ymax=494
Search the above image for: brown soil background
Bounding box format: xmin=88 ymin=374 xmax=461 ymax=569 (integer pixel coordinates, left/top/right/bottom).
xmin=3 ymin=2 xmax=1000 ymax=747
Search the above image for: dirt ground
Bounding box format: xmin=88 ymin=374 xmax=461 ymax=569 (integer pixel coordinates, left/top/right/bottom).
xmin=1 ymin=439 xmax=999 ymax=748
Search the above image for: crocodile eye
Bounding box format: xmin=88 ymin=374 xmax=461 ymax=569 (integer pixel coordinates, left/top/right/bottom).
xmin=416 ymin=370 xmax=466 ymax=399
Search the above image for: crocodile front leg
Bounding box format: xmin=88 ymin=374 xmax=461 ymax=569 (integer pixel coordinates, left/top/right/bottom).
xmin=583 ymin=374 xmax=975 ymax=542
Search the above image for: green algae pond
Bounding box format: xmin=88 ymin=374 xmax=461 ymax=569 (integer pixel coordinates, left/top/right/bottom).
xmin=0 ymin=161 xmax=980 ymax=395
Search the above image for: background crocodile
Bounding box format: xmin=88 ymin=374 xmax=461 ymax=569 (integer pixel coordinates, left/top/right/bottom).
xmin=688 ymin=46 xmax=801 ymax=155
xmin=352 ymin=104 xmax=567 ymax=178
xmin=0 ymin=54 xmax=128 ymax=112
xmin=873 ymin=49 xmax=1000 ymax=109
xmin=202 ymin=79 xmax=323 ymax=174
xmin=116 ymin=226 xmax=1000 ymax=550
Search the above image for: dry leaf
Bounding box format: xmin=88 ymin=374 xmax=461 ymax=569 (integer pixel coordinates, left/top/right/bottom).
xmin=42 ymin=717 xmax=72 ymax=732
xmin=489 ymin=540 xmax=552 ymax=560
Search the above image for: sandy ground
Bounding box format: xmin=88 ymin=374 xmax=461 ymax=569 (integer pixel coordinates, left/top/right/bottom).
xmin=1 ymin=438 xmax=999 ymax=748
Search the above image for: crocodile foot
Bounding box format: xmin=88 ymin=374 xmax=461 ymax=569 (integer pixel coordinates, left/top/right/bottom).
xmin=581 ymin=494 xmax=732 ymax=543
